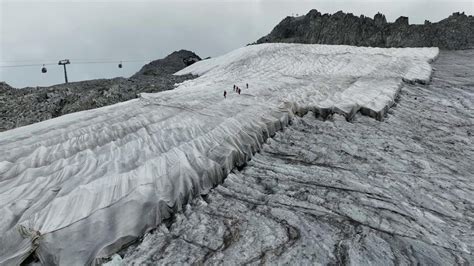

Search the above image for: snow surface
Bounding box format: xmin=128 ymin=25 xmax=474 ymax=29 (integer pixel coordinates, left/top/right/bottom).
xmin=0 ymin=43 xmax=438 ymax=265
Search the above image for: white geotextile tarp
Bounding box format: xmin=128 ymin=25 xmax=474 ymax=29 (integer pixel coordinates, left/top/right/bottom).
xmin=0 ymin=43 xmax=438 ymax=265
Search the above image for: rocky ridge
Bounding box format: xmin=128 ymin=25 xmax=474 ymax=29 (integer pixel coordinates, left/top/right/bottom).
xmin=0 ymin=50 xmax=200 ymax=132
xmin=256 ymin=10 xmax=474 ymax=50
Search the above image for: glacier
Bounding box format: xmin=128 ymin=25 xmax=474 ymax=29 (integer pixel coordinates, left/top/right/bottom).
xmin=0 ymin=43 xmax=438 ymax=265
xmin=117 ymin=49 xmax=474 ymax=265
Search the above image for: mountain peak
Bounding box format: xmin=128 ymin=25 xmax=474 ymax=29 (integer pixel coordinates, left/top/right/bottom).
xmin=133 ymin=49 xmax=201 ymax=77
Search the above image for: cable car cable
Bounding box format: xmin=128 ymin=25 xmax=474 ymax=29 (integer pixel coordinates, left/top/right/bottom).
xmin=0 ymin=59 xmax=152 ymax=68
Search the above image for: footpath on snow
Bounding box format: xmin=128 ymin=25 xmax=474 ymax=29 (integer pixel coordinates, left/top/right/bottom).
xmin=0 ymin=43 xmax=438 ymax=265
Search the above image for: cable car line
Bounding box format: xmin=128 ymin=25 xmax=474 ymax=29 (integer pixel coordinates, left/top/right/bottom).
xmin=0 ymin=63 xmax=57 ymax=68
xmin=0 ymin=58 xmax=156 ymax=83
xmin=0 ymin=59 xmax=152 ymax=68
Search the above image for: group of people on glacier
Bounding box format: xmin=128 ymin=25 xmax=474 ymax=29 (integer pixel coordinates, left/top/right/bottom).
xmin=224 ymin=83 xmax=248 ymax=98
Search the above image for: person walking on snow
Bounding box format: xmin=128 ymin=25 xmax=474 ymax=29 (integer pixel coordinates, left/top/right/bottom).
xmin=238 ymin=88 xmax=241 ymax=95
xmin=224 ymin=90 xmax=227 ymax=98
xmin=246 ymin=83 xmax=248 ymax=89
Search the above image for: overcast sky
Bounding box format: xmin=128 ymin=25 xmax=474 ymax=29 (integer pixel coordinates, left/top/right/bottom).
xmin=1 ymin=0 xmax=472 ymax=88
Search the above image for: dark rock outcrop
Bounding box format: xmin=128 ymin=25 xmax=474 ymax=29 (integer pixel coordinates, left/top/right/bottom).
xmin=0 ymin=82 xmax=13 ymax=94
xmin=256 ymin=10 xmax=474 ymax=49
xmin=0 ymin=50 xmax=200 ymax=132
xmin=133 ymin=50 xmax=201 ymax=77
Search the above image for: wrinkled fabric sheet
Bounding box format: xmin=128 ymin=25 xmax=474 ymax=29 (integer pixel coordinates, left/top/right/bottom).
xmin=0 ymin=43 xmax=438 ymax=265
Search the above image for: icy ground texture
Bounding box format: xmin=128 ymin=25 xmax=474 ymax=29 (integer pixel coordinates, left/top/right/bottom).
xmin=120 ymin=50 xmax=474 ymax=265
xmin=0 ymin=44 xmax=438 ymax=265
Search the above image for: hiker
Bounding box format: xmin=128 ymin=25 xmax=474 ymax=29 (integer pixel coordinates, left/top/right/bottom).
xmin=238 ymin=88 xmax=241 ymax=95
xmin=233 ymin=85 xmax=236 ymax=91
xmin=224 ymin=90 xmax=227 ymax=98
xmin=246 ymin=83 xmax=248 ymax=89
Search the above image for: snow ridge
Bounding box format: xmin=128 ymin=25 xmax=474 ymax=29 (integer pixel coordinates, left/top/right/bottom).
xmin=0 ymin=44 xmax=438 ymax=265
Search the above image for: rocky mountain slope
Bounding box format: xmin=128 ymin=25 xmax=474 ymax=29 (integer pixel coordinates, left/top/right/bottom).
xmin=256 ymin=10 xmax=474 ymax=50
xmin=0 ymin=50 xmax=200 ymax=132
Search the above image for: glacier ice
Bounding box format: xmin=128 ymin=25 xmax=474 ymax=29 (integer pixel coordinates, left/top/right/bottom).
xmin=117 ymin=49 xmax=474 ymax=265
xmin=0 ymin=43 xmax=438 ymax=265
